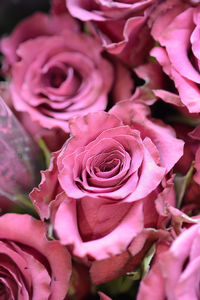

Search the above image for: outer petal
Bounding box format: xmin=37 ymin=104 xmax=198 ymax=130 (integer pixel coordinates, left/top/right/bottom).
xmin=110 ymin=100 xmax=184 ymax=172
xmin=137 ymin=242 xmax=169 ymax=300
xmin=30 ymin=151 xmax=60 ymax=220
xmin=0 ymin=214 xmax=72 ymax=300
xmin=90 ymin=229 xmax=170 ymax=285
xmin=161 ymin=224 xmax=200 ymax=300
xmin=53 ymin=196 xmax=144 ymax=260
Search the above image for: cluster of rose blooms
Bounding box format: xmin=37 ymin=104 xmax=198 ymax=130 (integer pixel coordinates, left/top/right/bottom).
xmin=1 ymin=0 xmax=200 ymax=299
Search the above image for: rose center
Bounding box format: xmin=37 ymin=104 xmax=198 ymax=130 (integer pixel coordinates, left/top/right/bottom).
xmin=0 ymin=280 xmax=9 ymax=298
xmin=99 ymin=158 xmax=119 ymax=172
xmin=44 ymin=66 xmax=67 ymax=88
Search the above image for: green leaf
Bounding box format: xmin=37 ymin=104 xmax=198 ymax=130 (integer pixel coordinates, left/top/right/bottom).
xmin=174 ymin=164 xmax=194 ymax=209
xmin=141 ymin=243 xmax=156 ymax=278
xmin=37 ymin=138 xmax=51 ymax=169
xmin=12 ymin=193 xmax=39 ymax=218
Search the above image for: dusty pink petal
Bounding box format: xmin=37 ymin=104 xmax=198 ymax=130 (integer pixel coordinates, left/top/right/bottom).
xmin=0 ymin=214 xmax=72 ymax=300
xmin=70 ymin=111 xmax=122 ymax=143
xmin=171 ymin=67 xmax=200 ymax=113
xmin=123 ymin=144 xmax=165 ymax=202
xmin=98 ymin=291 xmax=112 ymax=300
xmin=133 ymin=118 xmax=184 ymax=172
xmin=161 ymin=225 xmax=200 ymax=300
xmin=30 ymin=151 xmax=60 ymax=220
xmin=194 ymin=146 xmax=200 ymax=184
xmin=106 ymin=15 xmax=153 ymax=66
xmin=105 ymin=17 xmax=144 ymax=55
xmin=150 ymin=47 xmax=173 ymax=78
xmin=151 ymin=46 xmax=200 ymax=112
xmin=1 ymin=12 xmax=79 ymax=65
xmin=0 ymin=242 xmax=31 ymax=299
xmin=129 ymin=229 xmax=171 ymax=256
xmin=109 ymin=100 xmax=150 ymax=126
xmin=97 ymin=0 xmax=155 ymax=13
xmin=90 ymin=228 xmax=170 ymax=285
xmin=67 ymin=0 xmax=156 ymax=21
xmin=53 ymin=197 xmax=144 ymax=260
xmin=9 ymin=242 xmax=52 ymax=300
xmin=133 ymin=62 xmax=167 ymax=105
xmin=150 ymin=0 xmax=189 ymax=42
xmin=90 ymin=251 xmax=133 ymax=284
xmin=137 ymin=242 xmax=169 ymax=300
xmin=90 ymin=244 xmax=155 ymax=285
xmin=189 ymin=125 xmax=200 ymax=141
xmin=77 ymin=198 xmax=133 ymax=242
xmin=150 ymin=4 xmax=200 ymax=113
xmin=191 ymin=22 xmax=200 ymax=61
xmin=153 ymin=89 xmax=182 ymax=106
xmin=110 ymin=100 xmax=184 ymax=172
xmin=175 ymin=256 xmax=200 ymax=300
xmin=155 ymin=176 xmax=176 ymax=226
xmin=112 ymin=60 xmax=134 ymax=102
xmin=137 ymin=263 xmax=164 ymax=300
xmin=159 ymin=9 xmax=198 ymax=82
xmin=67 ymin=0 xmax=106 ymax=21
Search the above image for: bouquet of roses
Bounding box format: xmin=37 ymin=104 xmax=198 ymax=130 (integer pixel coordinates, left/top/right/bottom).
xmin=0 ymin=0 xmax=200 ymax=299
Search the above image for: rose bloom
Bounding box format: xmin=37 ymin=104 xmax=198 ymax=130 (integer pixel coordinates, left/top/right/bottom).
xmin=0 ymin=213 xmax=71 ymax=299
xmin=66 ymin=0 xmax=157 ymax=66
xmin=137 ymin=223 xmax=200 ymax=300
xmin=1 ymin=12 xmax=114 ymax=150
xmin=30 ymin=100 xmax=183 ymax=281
xmin=149 ymin=0 xmax=200 ymax=113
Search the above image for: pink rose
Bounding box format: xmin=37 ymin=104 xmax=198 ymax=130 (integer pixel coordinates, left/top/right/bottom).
xmin=150 ymin=1 xmax=200 ymax=113
xmin=66 ymin=0 xmax=157 ymax=66
xmin=137 ymin=224 xmax=200 ymax=300
xmin=0 ymin=213 xmax=71 ymax=299
xmin=30 ymin=100 xmax=183 ymax=266
xmin=3 ymin=12 xmax=113 ymax=133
